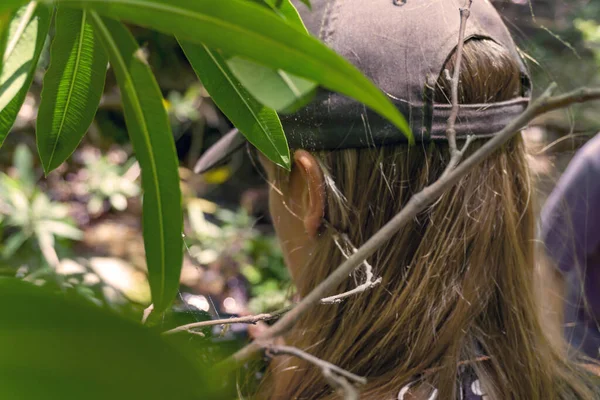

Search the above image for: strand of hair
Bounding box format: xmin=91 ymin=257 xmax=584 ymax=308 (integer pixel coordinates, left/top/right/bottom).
xmin=220 ymin=83 xmax=600 ymax=373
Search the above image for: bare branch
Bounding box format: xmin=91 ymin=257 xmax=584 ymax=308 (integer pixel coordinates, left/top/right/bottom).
xmin=321 ymin=232 xmax=382 ymax=304
xmin=446 ymin=0 xmax=473 ymax=157
xmin=163 ymin=306 xmax=291 ymax=335
xmin=221 ymin=83 xmax=600 ymax=370
xmin=265 ymin=344 xmax=367 ymax=386
xmin=441 ymin=134 xmax=475 ymax=180
xmin=444 ymin=0 xmax=474 ymax=177
xmin=323 ymin=368 xmax=360 ymax=400
xmin=141 ymin=304 xmax=154 ymax=325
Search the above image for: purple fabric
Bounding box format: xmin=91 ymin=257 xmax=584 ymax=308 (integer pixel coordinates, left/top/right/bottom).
xmin=541 ymin=132 xmax=600 ymax=357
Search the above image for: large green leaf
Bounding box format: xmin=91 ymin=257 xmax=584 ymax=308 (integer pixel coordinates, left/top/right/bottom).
xmin=37 ymin=7 xmax=108 ymax=174
xmin=0 ymin=2 xmax=51 ymax=146
xmin=90 ymin=14 xmax=183 ymax=313
xmin=0 ymin=278 xmax=214 ymax=399
xmin=56 ymin=0 xmax=413 ymax=143
xmin=259 ymin=0 xmax=307 ymax=29
xmin=228 ymin=0 xmax=316 ymax=112
xmin=0 ymin=1 xmax=30 ymax=15
xmin=179 ymin=41 xmax=290 ymax=169
xmin=227 ymin=56 xmax=316 ymax=112
xmin=0 ymin=11 xmax=12 ymax=78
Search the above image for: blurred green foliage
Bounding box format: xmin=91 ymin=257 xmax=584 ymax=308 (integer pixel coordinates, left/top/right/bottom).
xmin=77 ymin=154 xmax=140 ymax=214
xmin=0 ymin=144 xmax=81 ymax=267
xmin=185 ymin=199 xmax=291 ymax=314
xmin=575 ymin=19 xmax=600 ymax=65
xmin=0 ymin=1 xmax=597 ymax=398
xmin=0 ymin=278 xmax=225 ymax=400
xmin=520 ymin=1 xmax=600 ymax=132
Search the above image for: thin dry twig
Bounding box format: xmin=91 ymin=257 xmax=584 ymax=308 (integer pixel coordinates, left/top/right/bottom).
xmin=220 ymin=84 xmax=600 ymax=370
xmin=141 ymin=304 xmax=154 ymax=324
xmin=316 ymin=1 xmax=472 ymax=306
xmin=323 ymin=368 xmax=360 ymax=400
xmin=321 ymin=233 xmax=382 ymax=304
xmin=265 ymin=344 xmax=367 ymax=386
xmin=443 ymin=0 xmax=474 ymax=176
xmin=163 ymin=306 xmax=291 ymax=335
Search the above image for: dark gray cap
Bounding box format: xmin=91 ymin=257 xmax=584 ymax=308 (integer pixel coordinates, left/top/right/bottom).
xmin=195 ymin=0 xmax=531 ymax=173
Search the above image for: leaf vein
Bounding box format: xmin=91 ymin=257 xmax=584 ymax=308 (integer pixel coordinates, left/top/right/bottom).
xmin=47 ymin=9 xmax=88 ymax=169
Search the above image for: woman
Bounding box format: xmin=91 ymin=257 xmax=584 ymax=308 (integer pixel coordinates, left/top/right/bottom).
xmin=541 ymin=132 xmax=600 ymax=359
xmin=196 ymin=0 xmax=599 ymax=398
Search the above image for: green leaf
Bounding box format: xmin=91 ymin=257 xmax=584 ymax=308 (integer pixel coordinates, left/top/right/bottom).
xmin=37 ymin=7 xmax=108 ymax=174
xmin=227 ymin=56 xmax=316 ymax=112
xmin=0 ymin=278 xmax=213 ymax=399
xmin=229 ymin=0 xmax=316 ymax=112
xmin=234 ymin=0 xmax=314 ymax=111
xmin=38 ymin=220 xmax=83 ymax=240
xmin=0 ymin=1 xmax=29 ymax=15
xmin=275 ymin=0 xmax=307 ymax=29
xmin=179 ymin=42 xmax=290 ymax=170
xmin=256 ymin=0 xmax=307 ymax=28
xmin=90 ymin=14 xmax=183 ymax=313
xmin=1 ymin=231 xmax=28 ymax=259
xmin=13 ymin=142 xmax=35 ymax=190
xmin=58 ymin=0 xmax=413 ymax=142
xmin=0 ymin=2 xmax=51 ymax=147
xmin=0 ymin=11 xmax=12 ymax=78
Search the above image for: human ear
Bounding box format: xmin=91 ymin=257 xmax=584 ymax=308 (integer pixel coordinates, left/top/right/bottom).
xmin=288 ymin=150 xmax=325 ymax=238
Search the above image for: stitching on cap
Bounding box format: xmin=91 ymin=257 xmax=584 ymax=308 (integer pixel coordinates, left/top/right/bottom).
xmin=320 ymin=0 xmax=340 ymax=44
xmin=319 ymin=0 xmax=341 ymax=119
xmin=317 ymin=0 xmax=332 ymax=40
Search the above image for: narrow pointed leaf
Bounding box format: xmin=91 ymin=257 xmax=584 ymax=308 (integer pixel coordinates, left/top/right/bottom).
xmin=179 ymin=41 xmax=290 ymax=170
xmin=277 ymin=0 xmax=307 ymax=29
xmin=1 ymin=2 xmax=44 ymax=111
xmin=2 ymin=231 xmax=28 ymax=259
xmin=0 ymin=1 xmax=30 ymax=14
xmin=37 ymin=8 xmax=108 ymax=174
xmin=0 ymin=11 xmax=12 ymax=78
xmin=57 ymin=0 xmax=413 ymax=142
xmin=228 ymin=0 xmax=316 ymax=112
xmin=227 ymin=57 xmax=316 ymax=112
xmin=0 ymin=2 xmax=51 ymax=146
xmin=258 ymin=0 xmax=307 ymax=28
xmin=90 ymin=14 xmax=183 ymax=313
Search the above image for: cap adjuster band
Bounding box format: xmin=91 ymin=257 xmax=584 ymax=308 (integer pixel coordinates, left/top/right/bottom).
xmin=194 ymin=0 xmax=533 ymax=174
xmin=429 ymin=97 xmax=530 ymax=140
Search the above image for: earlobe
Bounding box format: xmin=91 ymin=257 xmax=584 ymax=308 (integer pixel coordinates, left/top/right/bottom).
xmin=293 ymin=150 xmax=325 ymax=238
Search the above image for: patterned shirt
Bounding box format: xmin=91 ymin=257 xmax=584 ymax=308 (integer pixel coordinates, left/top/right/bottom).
xmin=398 ymin=367 xmax=487 ymax=399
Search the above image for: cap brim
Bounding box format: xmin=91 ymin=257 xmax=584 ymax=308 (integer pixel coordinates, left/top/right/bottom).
xmin=193 ymin=128 xmax=246 ymax=174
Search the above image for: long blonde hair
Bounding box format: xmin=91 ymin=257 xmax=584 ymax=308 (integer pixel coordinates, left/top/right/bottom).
xmin=261 ymin=39 xmax=599 ymax=399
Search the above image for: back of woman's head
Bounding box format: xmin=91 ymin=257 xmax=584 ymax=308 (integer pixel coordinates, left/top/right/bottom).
xmin=263 ymin=38 xmax=599 ymax=399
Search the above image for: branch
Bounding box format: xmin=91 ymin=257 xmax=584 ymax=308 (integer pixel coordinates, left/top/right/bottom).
xmin=321 ymin=232 xmax=382 ymax=304
xmin=163 ymin=306 xmax=291 ymax=335
xmin=141 ymin=304 xmax=154 ymax=324
xmin=221 ymin=83 xmax=600 ymax=370
xmin=265 ymin=344 xmax=367 ymax=386
xmin=323 ymin=368 xmax=360 ymax=400
xmin=444 ymin=0 xmax=474 ymax=174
